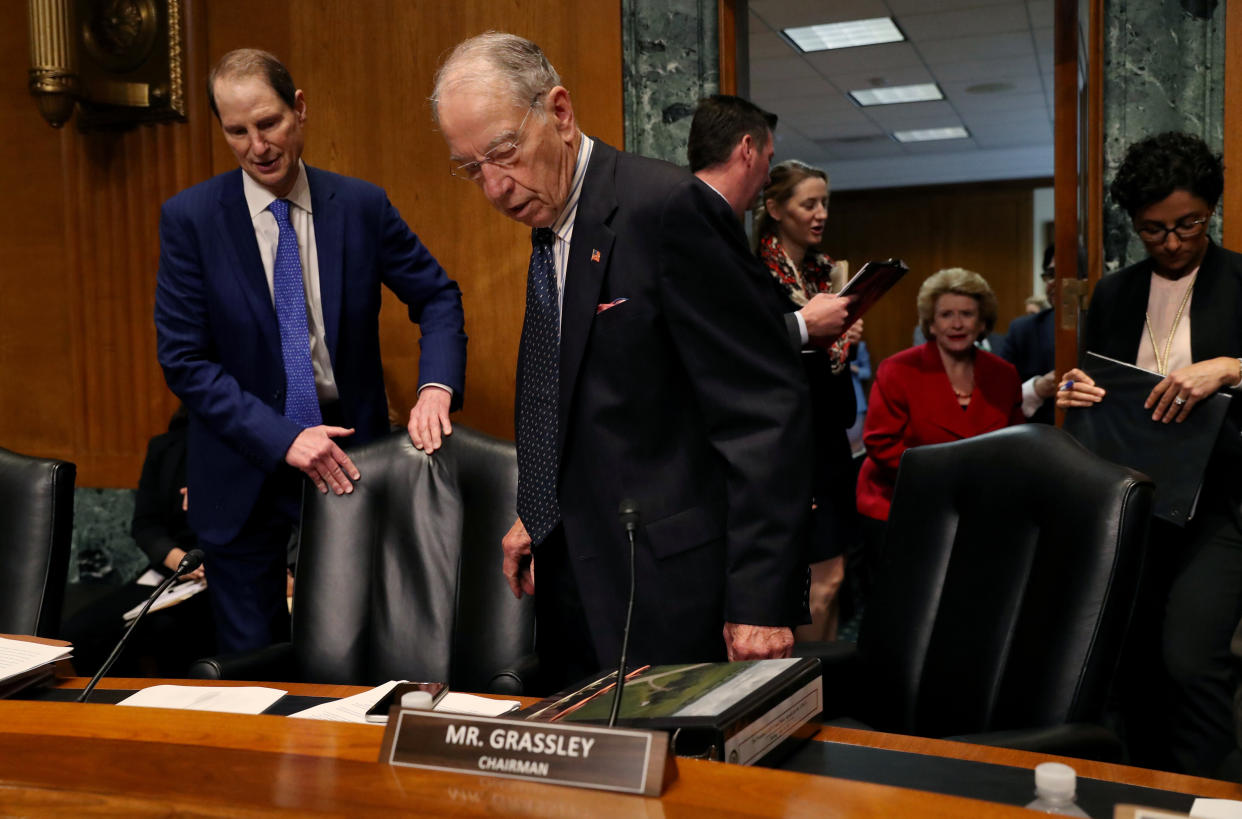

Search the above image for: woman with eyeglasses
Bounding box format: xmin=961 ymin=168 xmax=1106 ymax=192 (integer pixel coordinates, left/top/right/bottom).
xmin=1058 ymin=132 xmax=1242 ymax=777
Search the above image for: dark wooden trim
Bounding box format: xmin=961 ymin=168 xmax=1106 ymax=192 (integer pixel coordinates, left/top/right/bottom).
xmin=1053 ymin=0 xmax=1081 ymax=420
xmin=1225 ymin=0 xmax=1242 ymax=248
xmin=718 ymin=0 xmax=737 ymax=95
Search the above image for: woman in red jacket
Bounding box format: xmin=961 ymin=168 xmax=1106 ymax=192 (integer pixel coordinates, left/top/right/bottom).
xmin=856 ymin=268 xmax=1024 ymax=539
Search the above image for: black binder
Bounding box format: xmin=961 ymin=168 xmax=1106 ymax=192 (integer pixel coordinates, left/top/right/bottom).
xmin=1063 ymin=351 xmax=1233 ymax=525
xmin=521 ymin=658 xmax=823 ymax=766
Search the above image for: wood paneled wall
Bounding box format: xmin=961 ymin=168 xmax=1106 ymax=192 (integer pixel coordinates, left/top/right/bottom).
xmin=0 ymin=2 xmax=622 ymax=487
xmin=822 ymin=179 xmax=1048 ymax=370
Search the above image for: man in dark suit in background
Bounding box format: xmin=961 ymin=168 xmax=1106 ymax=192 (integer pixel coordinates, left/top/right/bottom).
xmin=155 ymin=49 xmax=467 ymax=653
xmin=688 ymin=94 xmax=851 ymax=351
xmin=433 ymin=33 xmax=811 ymax=691
xmin=997 ymin=244 xmax=1058 ymax=424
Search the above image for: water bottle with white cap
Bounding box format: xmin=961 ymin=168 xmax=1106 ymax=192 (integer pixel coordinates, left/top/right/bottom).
xmin=1024 ymin=762 xmax=1091 ymax=816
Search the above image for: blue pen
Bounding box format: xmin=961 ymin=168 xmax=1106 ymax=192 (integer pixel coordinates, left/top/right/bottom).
xmin=1060 ymin=379 xmax=1075 ymax=391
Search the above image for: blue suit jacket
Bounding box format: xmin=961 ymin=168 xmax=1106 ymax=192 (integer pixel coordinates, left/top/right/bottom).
xmin=155 ymin=166 xmax=466 ymax=544
xmin=997 ymin=308 xmax=1055 ymax=424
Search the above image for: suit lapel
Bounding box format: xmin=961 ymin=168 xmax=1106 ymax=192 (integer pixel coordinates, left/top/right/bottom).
xmin=1190 ymin=242 xmax=1240 ymax=360
xmin=558 ymin=143 xmax=616 ymax=448
xmin=308 ymin=166 xmax=344 ymax=363
xmin=1105 ymin=260 xmax=1154 ymax=364
xmin=214 ymin=170 xmax=279 ymax=351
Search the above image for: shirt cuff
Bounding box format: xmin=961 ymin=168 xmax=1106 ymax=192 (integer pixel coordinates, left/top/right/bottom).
xmin=1020 ymin=376 xmax=1044 ymax=418
xmin=794 ymin=311 xmax=809 ymax=347
xmin=418 ymin=383 xmax=453 ymax=397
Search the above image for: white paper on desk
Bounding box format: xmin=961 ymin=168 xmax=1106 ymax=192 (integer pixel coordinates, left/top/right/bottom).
xmin=116 ymin=684 xmax=286 ymax=714
xmin=1191 ymin=799 xmax=1242 ymax=819
xmin=122 ymin=578 xmax=207 ymax=622
xmin=288 ymin=680 xmax=520 ymax=723
xmin=288 ymin=679 xmax=403 ymax=722
xmin=0 ymin=636 xmax=72 ymax=681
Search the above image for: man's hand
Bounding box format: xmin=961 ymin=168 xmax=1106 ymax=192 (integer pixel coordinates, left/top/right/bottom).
xmin=800 ymin=293 xmax=854 ymax=347
xmin=285 ymin=426 xmax=359 ymax=494
xmin=723 ymin=622 xmax=794 ymax=661
xmin=502 ymin=517 xmax=535 ymax=599
xmin=1147 ymin=357 xmax=1240 ymax=423
xmin=162 ymin=546 xmax=206 ymax=583
xmin=408 ymin=386 xmax=453 ymax=452
xmin=1033 ymin=369 xmax=1058 ymax=400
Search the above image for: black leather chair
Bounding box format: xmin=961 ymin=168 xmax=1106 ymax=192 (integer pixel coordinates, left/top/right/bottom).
xmin=191 ymin=426 xmax=535 ymax=694
xmin=0 ymin=446 xmax=75 ymax=637
xmin=802 ymin=424 xmax=1153 ymax=760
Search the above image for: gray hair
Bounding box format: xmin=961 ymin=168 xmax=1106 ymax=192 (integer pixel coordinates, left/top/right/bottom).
xmin=431 ymin=32 xmax=561 ymax=122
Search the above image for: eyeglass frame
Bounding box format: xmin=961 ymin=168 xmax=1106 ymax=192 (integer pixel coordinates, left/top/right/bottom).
xmin=1133 ymin=214 xmax=1210 ymax=244
xmin=449 ymin=94 xmax=544 ymax=182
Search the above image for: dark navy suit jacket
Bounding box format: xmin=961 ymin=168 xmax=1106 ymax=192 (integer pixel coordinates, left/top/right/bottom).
xmin=155 ymin=166 xmax=466 ymax=545
xmin=997 ymin=308 xmax=1055 ymax=424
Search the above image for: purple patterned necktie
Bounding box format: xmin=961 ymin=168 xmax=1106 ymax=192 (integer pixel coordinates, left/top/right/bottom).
xmin=269 ymin=198 xmax=322 ymax=427
xmin=516 ymin=227 xmax=561 ymax=545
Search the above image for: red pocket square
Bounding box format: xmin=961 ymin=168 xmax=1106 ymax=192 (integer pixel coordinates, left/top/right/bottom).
xmin=596 ymin=298 xmax=629 ymax=314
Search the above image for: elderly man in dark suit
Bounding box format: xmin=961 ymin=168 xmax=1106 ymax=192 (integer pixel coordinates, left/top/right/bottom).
xmin=155 ymin=49 xmax=467 ymax=653
xmin=432 ymin=33 xmax=811 ymax=691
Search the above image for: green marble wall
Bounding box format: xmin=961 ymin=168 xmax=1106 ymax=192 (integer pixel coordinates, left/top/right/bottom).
xmin=621 ymin=0 xmax=720 ymax=165
xmin=1102 ymin=0 xmax=1225 ymax=271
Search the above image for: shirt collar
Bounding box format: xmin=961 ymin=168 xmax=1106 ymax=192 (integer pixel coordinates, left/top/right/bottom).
xmin=243 ymin=159 xmax=313 ymax=219
xmin=549 ymin=135 xmax=593 ymax=242
xmin=698 ymin=178 xmax=731 ymax=208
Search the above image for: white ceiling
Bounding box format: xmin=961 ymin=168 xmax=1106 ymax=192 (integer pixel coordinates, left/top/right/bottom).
xmin=748 ymin=0 xmax=1055 ymax=190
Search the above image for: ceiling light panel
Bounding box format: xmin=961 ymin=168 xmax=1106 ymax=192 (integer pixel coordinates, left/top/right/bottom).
xmin=850 ymin=83 xmax=943 ymax=106
xmin=784 ymin=18 xmax=905 ymax=52
xmin=892 ymin=126 xmax=970 ymax=143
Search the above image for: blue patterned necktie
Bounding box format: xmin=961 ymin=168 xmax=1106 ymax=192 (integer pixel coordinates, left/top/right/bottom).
xmin=269 ymin=198 xmax=322 ymax=428
xmin=516 ymin=227 xmax=561 ymax=545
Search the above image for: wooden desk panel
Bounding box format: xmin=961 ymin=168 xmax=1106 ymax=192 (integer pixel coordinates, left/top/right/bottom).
xmin=814 ymin=725 xmax=1242 ymax=802
xmin=0 ymin=699 xmax=1037 ymax=817
xmin=8 ymin=678 xmax=1236 ymax=815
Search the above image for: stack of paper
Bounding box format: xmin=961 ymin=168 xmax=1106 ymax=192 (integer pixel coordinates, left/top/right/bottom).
xmin=122 ymin=579 xmax=208 ymax=622
xmin=289 ymin=680 xmax=519 ymax=722
xmin=0 ymin=635 xmax=72 ymax=698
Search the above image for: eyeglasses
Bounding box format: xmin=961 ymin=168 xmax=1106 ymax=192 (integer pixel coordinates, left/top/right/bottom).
xmin=1135 ymin=215 xmax=1209 ymax=244
xmin=449 ymin=95 xmax=542 ymax=182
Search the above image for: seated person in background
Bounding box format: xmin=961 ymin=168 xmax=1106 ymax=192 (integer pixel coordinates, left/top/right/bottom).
xmin=856 ymin=268 xmax=1023 ymax=571
xmin=997 ymin=243 xmax=1058 ymax=424
xmin=847 ymin=338 xmax=871 ymax=455
xmin=753 ymin=159 xmax=861 ymax=642
xmin=62 ymin=406 xmax=216 ymax=676
xmin=1058 ymin=131 xmax=1242 ymax=778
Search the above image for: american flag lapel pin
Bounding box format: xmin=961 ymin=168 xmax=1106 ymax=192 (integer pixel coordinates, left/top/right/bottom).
xmin=591 ymin=249 xmax=601 ymax=263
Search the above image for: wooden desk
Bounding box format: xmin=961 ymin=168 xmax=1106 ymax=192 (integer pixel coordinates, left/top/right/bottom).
xmin=0 ymin=679 xmax=1235 ymax=817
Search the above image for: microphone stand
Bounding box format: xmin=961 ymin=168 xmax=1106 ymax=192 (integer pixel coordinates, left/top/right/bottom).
xmin=608 ymin=500 xmax=640 ymax=728
xmin=78 ymin=549 xmax=205 ymax=703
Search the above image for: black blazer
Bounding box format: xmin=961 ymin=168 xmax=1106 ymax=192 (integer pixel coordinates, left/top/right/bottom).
xmin=546 ymin=140 xmax=813 ymax=666
xmin=1081 ymin=241 xmax=1242 ymax=520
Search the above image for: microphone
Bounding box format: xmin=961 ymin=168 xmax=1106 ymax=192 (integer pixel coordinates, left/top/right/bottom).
xmin=608 ymin=499 xmax=640 ymax=728
xmin=77 ymin=549 xmax=205 ymax=703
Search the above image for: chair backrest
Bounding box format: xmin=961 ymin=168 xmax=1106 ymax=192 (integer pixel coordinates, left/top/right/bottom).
xmin=0 ymin=447 xmax=75 ymax=637
xmin=290 ymin=427 xmax=533 ymax=690
xmin=858 ymin=424 xmax=1152 ymax=737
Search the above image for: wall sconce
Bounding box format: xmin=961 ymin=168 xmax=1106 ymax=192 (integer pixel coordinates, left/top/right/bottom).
xmin=27 ymin=0 xmax=186 ymax=129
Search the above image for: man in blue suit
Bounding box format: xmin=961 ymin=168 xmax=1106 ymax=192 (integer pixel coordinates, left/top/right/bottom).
xmin=997 ymin=244 xmax=1058 ymax=424
xmin=155 ymin=49 xmax=466 ymax=652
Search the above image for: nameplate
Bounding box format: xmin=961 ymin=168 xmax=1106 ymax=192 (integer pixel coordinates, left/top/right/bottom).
xmin=378 ymin=709 xmax=677 ymax=796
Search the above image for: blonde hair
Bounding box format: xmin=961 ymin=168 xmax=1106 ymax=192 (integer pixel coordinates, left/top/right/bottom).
xmin=916 ymin=267 xmax=998 ymax=341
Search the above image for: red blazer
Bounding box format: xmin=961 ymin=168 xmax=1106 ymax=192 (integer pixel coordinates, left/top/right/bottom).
xmin=857 ymin=341 xmax=1024 ymax=521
